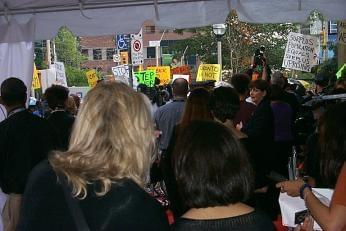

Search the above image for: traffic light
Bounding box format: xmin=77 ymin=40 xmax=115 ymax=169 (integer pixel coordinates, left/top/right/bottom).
xmin=120 ymin=51 xmax=128 ymax=65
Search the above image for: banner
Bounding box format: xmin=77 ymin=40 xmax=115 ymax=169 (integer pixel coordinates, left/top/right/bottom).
xmin=282 ymin=32 xmax=318 ymax=72
xmin=85 ymin=69 xmax=98 ymax=88
xmin=147 ymin=66 xmax=171 ymax=85
xmin=134 ymin=70 xmax=156 ymax=87
xmin=32 ymin=64 xmax=41 ymax=90
xmin=54 ymin=62 xmax=68 ymax=86
xmin=112 ymin=65 xmax=130 ymax=84
xmin=172 ymin=65 xmax=191 ymax=82
xmin=196 ymin=64 xmax=221 ymax=82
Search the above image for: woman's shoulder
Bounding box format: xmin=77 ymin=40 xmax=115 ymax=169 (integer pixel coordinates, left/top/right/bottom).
xmin=172 ymin=209 xmax=274 ymax=231
xmin=27 ymin=159 xmax=57 ymax=186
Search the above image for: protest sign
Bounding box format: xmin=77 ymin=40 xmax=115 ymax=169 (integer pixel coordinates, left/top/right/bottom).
xmin=282 ymin=32 xmax=318 ymax=72
xmin=134 ymin=70 xmax=156 ymax=87
xmin=171 ymin=65 xmax=191 ymax=82
xmin=54 ymin=62 xmax=68 ymax=86
xmin=172 ymin=74 xmax=189 ymax=83
xmin=196 ymin=64 xmax=221 ymax=82
xmin=112 ymin=65 xmax=129 ymax=84
xmin=147 ymin=66 xmax=171 ymax=85
xmin=85 ymin=69 xmax=98 ymax=88
xmin=32 ymin=64 xmax=41 ymax=90
xmin=279 ymin=189 xmax=333 ymax=230
xmin=338 ymin=21 xmax=346 ymax=45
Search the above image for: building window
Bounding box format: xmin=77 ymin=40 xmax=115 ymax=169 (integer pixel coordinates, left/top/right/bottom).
xmin=144 ymin=26 xmax=155 ymax=34
xmin=81 ymin=49 xmax=88 ymax=56
xmin=329 ymin=21 xmax=338 ymax=34
xmin=106 ymin=48 xmax=115 ymax=60
xmin=93 ymin=49 xmax=102 ymax=60
xmin=147 ymin=47 xmax=156 ymax=58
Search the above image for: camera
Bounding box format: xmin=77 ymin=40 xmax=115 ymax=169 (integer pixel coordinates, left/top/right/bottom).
xmin=254 ymin=46 xmax=266 ymax=67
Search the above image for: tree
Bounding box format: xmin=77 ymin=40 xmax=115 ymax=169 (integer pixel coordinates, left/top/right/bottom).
xmin=54 ymin=27 xmax=88 ymax=86
xmin=171 ymin=11 xmax=297 ymax=74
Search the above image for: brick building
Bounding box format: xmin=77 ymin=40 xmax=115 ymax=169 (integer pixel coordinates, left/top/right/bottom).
xmin=79 ymin=20 xmax=194 ymax=74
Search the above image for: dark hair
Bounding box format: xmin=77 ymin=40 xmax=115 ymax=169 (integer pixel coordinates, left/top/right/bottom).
xmin=270 ymin=84 xmax=285 ymax=101
xmin=44 ymin=85 xmax=69 ymax=109
xmin=230 ymin=73 xmax=251 ymax=95
xmin=249 ymin=79 xmax=271 ymax=97
xmin=0 ymin=77 xmax=27 ymax=105
xmin=172 ymin=78 xmax=188 ymax=98
xmin=174 ymin=121 xmax=253 ymax=208
xmin=70 ymin=94 xmax=81 ymax=109
xmin=319 ymin=102 xmax=346 ymax=188
xmin=180 ymin=88 xmax=213 ymax=127
xmin=209 ymin=87 xmax=240 ymax=122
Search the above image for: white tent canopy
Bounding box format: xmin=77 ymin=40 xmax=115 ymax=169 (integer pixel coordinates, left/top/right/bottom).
xmin=0 ymin=0 xmax=345 ymax=42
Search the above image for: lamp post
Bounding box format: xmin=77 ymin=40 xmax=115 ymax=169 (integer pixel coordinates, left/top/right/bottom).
xmin=212 ymin=24 xmax=226 ymax=79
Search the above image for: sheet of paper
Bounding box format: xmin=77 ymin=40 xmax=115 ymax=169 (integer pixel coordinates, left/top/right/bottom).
xmin=278 ymin=188 xmax=334 ymax=230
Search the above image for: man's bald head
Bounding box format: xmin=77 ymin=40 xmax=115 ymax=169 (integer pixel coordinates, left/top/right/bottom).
xmin=172 ymin=78 xmax=188 ymax=98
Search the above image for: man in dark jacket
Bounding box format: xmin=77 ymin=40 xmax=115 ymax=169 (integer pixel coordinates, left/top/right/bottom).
xmin=0 ymin=77 xmax=59 ymax=230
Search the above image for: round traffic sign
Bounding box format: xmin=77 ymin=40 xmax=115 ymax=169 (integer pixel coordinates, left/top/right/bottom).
xmin=133 ymin=40 xmax=141 ymax=52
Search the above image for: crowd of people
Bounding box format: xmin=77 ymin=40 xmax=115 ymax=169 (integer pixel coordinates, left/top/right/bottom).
xmin=0 ymin=63 xmax=345 ymax=230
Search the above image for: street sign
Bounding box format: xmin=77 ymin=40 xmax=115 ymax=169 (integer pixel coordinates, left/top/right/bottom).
xmin=113 ymin=54 xmax=120 ymax=62
xmin=116 ymin=34 xmax=128 ymax=50
xmin=131 ymin=29 xmax=144 ymax=66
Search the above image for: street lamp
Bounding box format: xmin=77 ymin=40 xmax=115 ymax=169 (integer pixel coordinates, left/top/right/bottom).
xmin=212 ymin=23 xmax=226 ymax=70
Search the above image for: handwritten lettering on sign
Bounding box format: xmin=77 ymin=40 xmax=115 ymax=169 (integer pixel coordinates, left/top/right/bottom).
xmin=172 ymin=65 xmax=191 ymax=82
xmin=282 ymin=32 xmax=317 ymax=72
xmin=147 ymin=66 xmax=171 ymax=85
xmin=134 ymin=70 xmax=156 ymax=87
xmin=196 ymin=64 xmax=221 ymax=82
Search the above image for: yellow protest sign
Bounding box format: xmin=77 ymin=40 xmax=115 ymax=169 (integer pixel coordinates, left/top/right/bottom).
xmin=32 ymin=64 xmax=41 ymax=89
xmin=196 ymin=64 xmax=221 ymax=82
xmin=86 ymin=69 xmax=98 ymax=88
xmin=147 ymin=66 xmax=171 ymax=85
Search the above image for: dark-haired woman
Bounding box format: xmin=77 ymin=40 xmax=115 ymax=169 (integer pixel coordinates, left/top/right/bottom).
xmin=162 ymin=87 xmax=213 ymax=219
xmin=277 ymin=102 xmax=346 ymax=231
xmin=172 ymin=121 xmax=274 ymax=231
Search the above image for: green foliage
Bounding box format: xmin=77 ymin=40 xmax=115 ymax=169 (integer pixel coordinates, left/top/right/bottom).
xmin=65 ymin=66 xmax=89 ymax=87
xmin=55 ymin=27 xmax=87 ymax=68
xmin=54 ymin=26 xmax=89 ymax=86
xmin=171 ymin=12 xmax=297 ymax=73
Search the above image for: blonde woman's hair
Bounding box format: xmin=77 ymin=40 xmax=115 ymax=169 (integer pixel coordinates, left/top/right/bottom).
xmin=49 ymin=82 xmax=156 ymax=198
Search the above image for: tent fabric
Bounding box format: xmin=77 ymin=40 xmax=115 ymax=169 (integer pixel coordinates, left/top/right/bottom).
xmin=0 ymin=0 xmax=230 ymax=42
xmin=235 ymin=0 xmax=346 ymax=24
xmin=0 ymin=0 xmax=345 ymax=42
xmin=0 ymin=18 xmax=35 ymax=121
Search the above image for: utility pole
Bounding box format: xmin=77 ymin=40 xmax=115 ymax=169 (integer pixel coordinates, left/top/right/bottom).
xmin=46 ymin=40 xmax=51 ymax=68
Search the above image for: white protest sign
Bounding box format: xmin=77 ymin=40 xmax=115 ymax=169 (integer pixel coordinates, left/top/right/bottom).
xmin=279 ymin=188 xmax=333 ymax=230
xmin=338 ymin=21 xmax=346 ymax=45
xmin=54 ymin=62 xmax=68 ymax=86
xmin=131 ymin=29 xmax=144 ymax=66
xmin=282 ymin=32 xmax=318 ymax=72
xmin=173 ymin=74 xmax=189 ymax=83
xmin=112 ymin=65 xmax=129 ymax=85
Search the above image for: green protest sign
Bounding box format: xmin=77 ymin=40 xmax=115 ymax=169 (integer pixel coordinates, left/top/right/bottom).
xmin=134 ymin=70 xmax=156 ymax=87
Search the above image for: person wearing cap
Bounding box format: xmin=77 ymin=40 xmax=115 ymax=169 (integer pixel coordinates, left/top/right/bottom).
xmin=0 ymin=77 xmax=59 ymax=230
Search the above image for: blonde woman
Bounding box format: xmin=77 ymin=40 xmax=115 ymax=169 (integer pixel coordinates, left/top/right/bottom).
xmin=17 ymin=82 xmax=170 ymax=230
